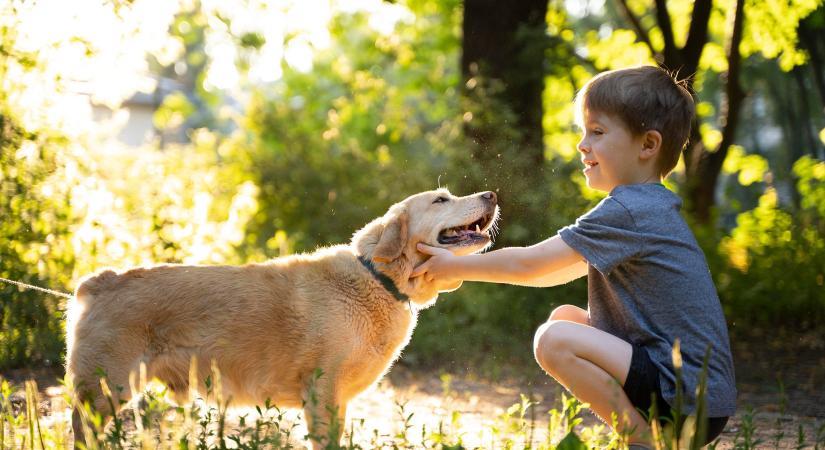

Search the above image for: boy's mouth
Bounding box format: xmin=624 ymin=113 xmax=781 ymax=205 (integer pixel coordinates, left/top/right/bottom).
xmin=583 ymin=160 xmax=598 ymax=169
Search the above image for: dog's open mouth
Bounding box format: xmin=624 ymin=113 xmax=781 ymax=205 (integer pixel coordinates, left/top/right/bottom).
xmin=437 ymin=212 xmax=495 ymax=246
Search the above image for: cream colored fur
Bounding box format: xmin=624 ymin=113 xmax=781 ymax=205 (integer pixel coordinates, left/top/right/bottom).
xmin=66 ymin=189 xmax=498 ymax=448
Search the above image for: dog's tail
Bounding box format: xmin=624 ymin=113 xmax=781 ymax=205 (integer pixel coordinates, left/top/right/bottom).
xmin=66 ymin=269 xmax=120 ymax=385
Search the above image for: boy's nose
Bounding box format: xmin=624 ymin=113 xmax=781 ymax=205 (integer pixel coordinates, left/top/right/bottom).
xmin=577 ymin=138 xmax=590 ymax=153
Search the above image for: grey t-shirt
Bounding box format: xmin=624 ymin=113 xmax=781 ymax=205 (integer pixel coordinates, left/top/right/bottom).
xmin=558 ymin=183 xmax=736 ymax=417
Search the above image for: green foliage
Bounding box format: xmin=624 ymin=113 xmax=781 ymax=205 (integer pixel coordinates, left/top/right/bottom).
xmin=713 ymin=156 xmax=825 ymax=326
xmin=1 ymin=2 xmax=72 ymax=370
xmin=153 ymin=91 xmax=196 ymax=130
xmin=740 ymin=0 xmax=821 ymax=71
xmin=0 ymin=109 xmax=72 ymax=370
xmin=63 ymin=132 xmax=258 ymax=270
xmin=0 ymin=0 xmax=257 ymax=368
xmin=242 ymin=9 xmax=460 ymax=252
xmin=0 ymin=126 xmax=260 ymax=369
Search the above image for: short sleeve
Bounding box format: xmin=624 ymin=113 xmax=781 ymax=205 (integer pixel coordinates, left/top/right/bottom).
xmin=558 ymin=197 xmax=644 ymax=275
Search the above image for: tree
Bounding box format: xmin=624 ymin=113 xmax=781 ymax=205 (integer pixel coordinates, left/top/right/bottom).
xmin=459 ymin=0 xmax=553 ymax=244
xmin=461 ymin=0 xmax=548 ymax=166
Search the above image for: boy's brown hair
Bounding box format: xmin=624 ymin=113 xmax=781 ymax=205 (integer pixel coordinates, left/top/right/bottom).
xmin=574 ymin=65 xmax=695 ymax=178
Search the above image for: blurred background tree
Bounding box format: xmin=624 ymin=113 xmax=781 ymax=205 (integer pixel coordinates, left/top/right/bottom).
xmin=1 ymin=0 xmax=823 ymax=372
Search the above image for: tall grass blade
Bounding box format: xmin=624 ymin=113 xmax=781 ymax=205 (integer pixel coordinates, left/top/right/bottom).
xmin=687 ymin=347 xmax=711 ymax=449
xmin=671 ymin=339 xmax=683 ymax=449
xmin=24 ymin=380 xmax=45 ymax=450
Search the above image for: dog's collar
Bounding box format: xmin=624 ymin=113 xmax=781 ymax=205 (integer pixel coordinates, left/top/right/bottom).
xmin=357 ymin=255 xmax=410 ymax=303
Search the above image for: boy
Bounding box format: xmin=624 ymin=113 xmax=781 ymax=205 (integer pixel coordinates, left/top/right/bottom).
xmin=411 ymin=66 xmax=736 ymax=447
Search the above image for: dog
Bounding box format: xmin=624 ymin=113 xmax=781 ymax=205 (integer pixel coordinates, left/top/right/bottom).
xmin=66 ymin=188 xmax=498 ymax=448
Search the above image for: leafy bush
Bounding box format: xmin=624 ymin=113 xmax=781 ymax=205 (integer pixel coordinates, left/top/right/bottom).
xmin=714 ymin=156 xmax=825 ymax=326
xmin=0 ymin=109 xmax=72 ymax=369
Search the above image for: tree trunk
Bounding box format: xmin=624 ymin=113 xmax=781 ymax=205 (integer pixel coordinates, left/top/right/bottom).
xmin=461 ymin=0 xmax=547 ymax=166
xmin=797 ymin=7 xmax=825 ymax=160
xmin=459 ymin=0 xmax=549 ymax=243
xmin=686 ymin=0 xmax=746 ymax=223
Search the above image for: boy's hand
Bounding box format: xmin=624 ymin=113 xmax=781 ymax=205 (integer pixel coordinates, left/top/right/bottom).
xmin=410 ymin=243 xmax=459 ymax=282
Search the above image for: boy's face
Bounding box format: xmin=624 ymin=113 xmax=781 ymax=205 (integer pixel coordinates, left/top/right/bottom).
xmin=577 ymin=108 xmax=652 ymax=192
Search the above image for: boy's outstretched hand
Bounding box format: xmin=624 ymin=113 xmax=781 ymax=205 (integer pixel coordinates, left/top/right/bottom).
xmin=410 ymin=243 xmax=460 ymax=283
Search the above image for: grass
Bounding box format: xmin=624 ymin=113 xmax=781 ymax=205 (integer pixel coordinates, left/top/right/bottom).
xmin=3 ymin=371 xmax=824 ymax=450
xmin=2 ymin=352 xmax=825 ymax=450
xmin=0 ymin=375 xmax=608 ymax=449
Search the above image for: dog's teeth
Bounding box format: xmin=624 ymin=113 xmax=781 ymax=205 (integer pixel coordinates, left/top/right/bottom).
xmin=476 ymin=224 xmax=481 ymax=233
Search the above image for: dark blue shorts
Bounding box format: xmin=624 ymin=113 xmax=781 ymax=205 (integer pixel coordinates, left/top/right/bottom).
xmin=622 ymin=344 xmax=728 ymax=445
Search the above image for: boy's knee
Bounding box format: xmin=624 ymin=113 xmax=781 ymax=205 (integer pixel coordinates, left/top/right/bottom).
xmin=548 ymin=304 xmax=586 ymax=323
xmin=533 ymin=321 xmax=577 ymax=371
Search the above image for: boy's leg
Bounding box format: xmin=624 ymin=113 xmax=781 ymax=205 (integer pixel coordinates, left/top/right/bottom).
xmin=548 ymin=304 xmax=589 ymax=324
xmin=533 ymin=320 xmax=651 ymax=444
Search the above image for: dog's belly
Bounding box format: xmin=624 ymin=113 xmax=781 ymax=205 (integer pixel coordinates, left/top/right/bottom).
xmin=147 ymin=341 xmax=311 ymax=408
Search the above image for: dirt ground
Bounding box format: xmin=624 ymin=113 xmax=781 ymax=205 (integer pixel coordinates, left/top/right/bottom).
xmin=3 ymin=327 xmax=824 ymax=448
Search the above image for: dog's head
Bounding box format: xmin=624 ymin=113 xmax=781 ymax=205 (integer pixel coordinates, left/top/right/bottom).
xmin=352 ymin=189 xmax=499 ymax=306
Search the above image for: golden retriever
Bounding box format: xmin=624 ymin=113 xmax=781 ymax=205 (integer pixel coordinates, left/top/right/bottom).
xmin=66 ymin=188 xmax=498 ymax=448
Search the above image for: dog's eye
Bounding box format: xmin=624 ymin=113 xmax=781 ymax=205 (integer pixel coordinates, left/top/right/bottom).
xmin=432 ymin=196 xmax=449 ymax=204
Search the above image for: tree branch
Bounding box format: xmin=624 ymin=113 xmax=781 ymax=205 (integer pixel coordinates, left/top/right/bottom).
xmin=615 ymin=0 xmax=656 ymax=57
xmin=707 ymin=0 xmax=746 ymax=179
xmin=653 ymin=0 xmax=678 ymax=63
xmin=682 ymin=0 xmax=713 ymax=75
xmin=686 ymin=0 xmax=745 ymax=223
xmin=797 ymin=14 xmax=825 ymax=112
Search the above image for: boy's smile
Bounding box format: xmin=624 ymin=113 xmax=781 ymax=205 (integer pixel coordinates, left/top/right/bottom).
xmin=582 ymin=159 xmax=599 ymax=172
xmin=577 ymin=109 xmax=658 ymax=192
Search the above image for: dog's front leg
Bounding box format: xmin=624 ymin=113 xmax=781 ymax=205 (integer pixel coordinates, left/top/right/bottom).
xmin=302 ymin=372 xmax=347 ymax=449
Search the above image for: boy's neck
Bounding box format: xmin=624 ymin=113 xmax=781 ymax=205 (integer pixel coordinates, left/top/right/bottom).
xmin=608 ymin=179 xmax=664 ymax=193
xmin=633 ymin=166 xmax=663 ymax=185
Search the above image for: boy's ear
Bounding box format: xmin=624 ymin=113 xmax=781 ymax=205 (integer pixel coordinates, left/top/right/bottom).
xmin=640 ymin=129 xmax=662 ymax=161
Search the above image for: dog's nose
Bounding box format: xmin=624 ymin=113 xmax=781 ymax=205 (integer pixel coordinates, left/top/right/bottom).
xmin=481 ymin=191 xmax=497 ymax=203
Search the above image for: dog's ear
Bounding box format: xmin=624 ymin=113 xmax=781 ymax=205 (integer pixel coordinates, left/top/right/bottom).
xmin=373 ymin=210 xmax=409 ymax=263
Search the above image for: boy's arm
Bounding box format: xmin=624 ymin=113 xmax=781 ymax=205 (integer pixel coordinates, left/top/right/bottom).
xmin=515 ymin=258 xmax=588 ymax=287
xmin=411 ymin=235 xmax=588 ymax=287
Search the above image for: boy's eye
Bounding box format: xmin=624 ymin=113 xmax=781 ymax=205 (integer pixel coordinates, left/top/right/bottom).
xmin=432 ymin=196 xmax=449 ymax=204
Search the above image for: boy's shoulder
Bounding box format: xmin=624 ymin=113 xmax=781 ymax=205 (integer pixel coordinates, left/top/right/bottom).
xmin=562 ymin=183 xmax=699 ymax=276
xmin=574 ymin=183 xmax=686 ymax=233
xmin=607 ymin=183 xmax=682 ymax=221
xmin=610 ymin=183 xmax=680 ymax=207
xmin=582 ymin=183 xmax=692 ymax=241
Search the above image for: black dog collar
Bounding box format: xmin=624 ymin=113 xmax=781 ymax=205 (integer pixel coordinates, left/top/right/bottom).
xmin=356 ymin=255 xmax=410 ymax=303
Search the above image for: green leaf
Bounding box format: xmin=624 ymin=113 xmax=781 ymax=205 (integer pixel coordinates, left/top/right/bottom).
xmin=239 ymin=32 xmax=265 ymax=49
xmin=556 ymin=431 xmax=587 ymax=450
